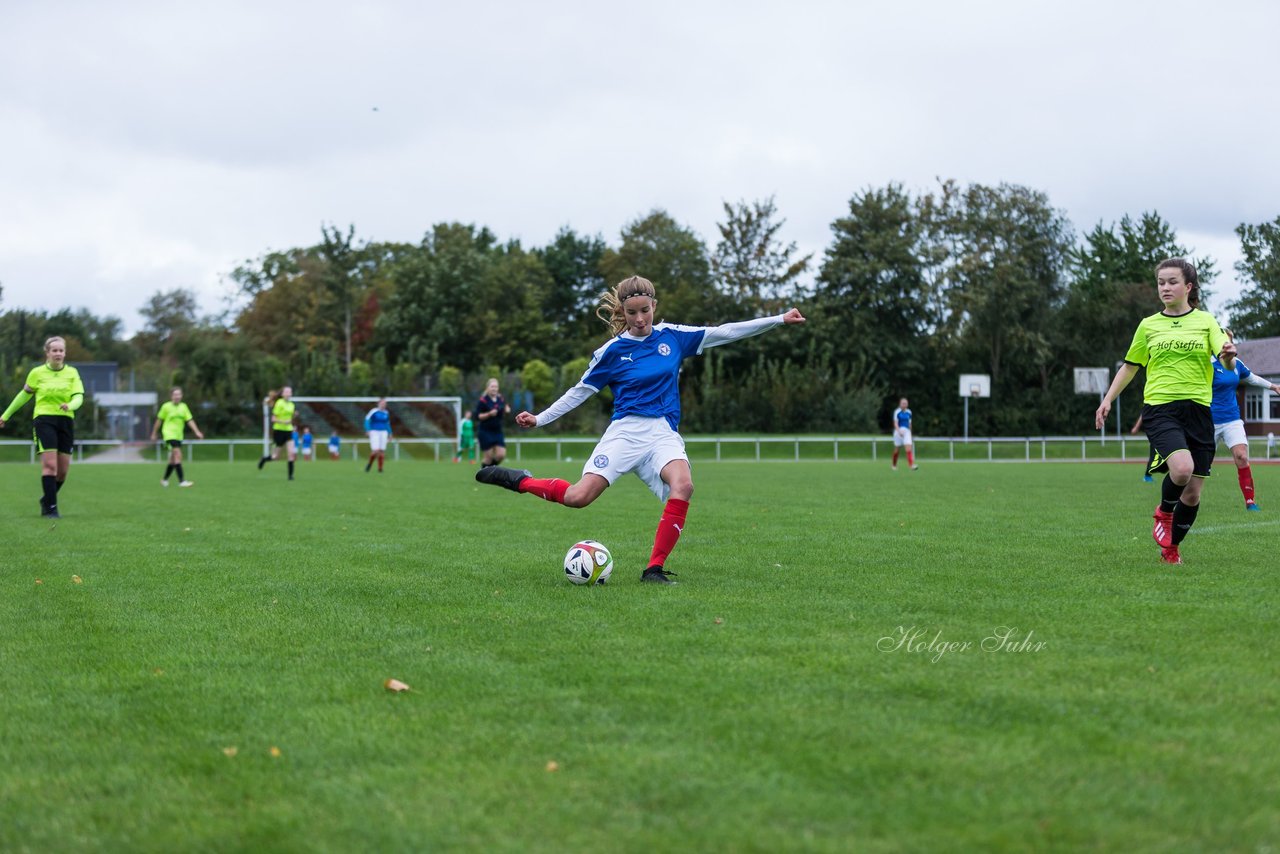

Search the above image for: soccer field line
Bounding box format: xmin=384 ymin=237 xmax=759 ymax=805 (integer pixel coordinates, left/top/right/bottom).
xmin=1187 ymin=518 xmax=1280 ymax=536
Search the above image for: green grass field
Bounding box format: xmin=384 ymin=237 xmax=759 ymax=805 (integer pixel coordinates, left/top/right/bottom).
xmin=2 ymin=458 xmax=1278 ymax=852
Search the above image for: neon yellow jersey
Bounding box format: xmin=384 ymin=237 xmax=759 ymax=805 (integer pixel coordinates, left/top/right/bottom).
xmin=25 ymin=364 xmax=85 ymax=419
xmin=272 ymin=398 xmax=296 ymax=431
xmin=157 ymin=401 xmax=194 ymax=441
xmin=1123 ymin=308 xmax=1227 ymax=406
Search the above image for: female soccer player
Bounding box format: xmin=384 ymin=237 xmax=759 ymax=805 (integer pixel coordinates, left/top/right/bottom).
xmin=1211 ymin=330 xmax=1280 ymax=511
xmin=0 ymin=336 xmax=85 ymax=518
xmin=1095 ymin=259 xmax=1236 ymax=565
xmin=475 ymin=378 xmax=511 ymax=467
xmin=257 ymin=386 xmax=298 ymax=480
xmin=364 ymin=397 xmax=392 ymax=472
xmin=150 ymin=386 xmax=205 ymax=487
xmin=891 ymin=397 xmax=918 ymax=471
xmin=454 ymin=411 xmax=476 ymax=464
xmin=476 ymin=275 xmax=806 ymax=583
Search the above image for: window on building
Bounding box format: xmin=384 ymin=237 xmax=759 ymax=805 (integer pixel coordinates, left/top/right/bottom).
xmin=1246 ymin=391 xmax=1264 ymax=421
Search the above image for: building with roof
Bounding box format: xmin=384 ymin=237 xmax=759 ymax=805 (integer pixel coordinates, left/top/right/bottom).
xmin=1235 ymin=336 xmax=1280 ymax=436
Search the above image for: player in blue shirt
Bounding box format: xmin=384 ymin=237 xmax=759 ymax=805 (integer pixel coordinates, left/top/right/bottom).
xmin=364 ymin=397 xmax=392 ymax=472
xmin=891 ymin=398 xmax=918 ymax=470
xmin=476 ymin=275 xmax=806 ymax=584
xmin=1211 ymin=338 xmax=1279 ymax=510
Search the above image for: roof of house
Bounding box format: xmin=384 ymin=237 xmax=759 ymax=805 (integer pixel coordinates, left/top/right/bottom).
xmin=1236 ymin=336 xmax=1280 ymax=375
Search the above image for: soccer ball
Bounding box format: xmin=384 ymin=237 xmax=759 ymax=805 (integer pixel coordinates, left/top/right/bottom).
xmin=564 ymin=540 xmax=614 ymax=585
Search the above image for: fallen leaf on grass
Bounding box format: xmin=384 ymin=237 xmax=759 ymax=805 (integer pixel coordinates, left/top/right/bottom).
xmin=384 ymin=678 xmax=411 ymax=693
xmin=269 ymin=746 xmax=282 ymax=758
xmin=714 ymin=618 xmax=723 ymax=625
xmin=35 ymin=579 xmax=43 ymax=585
xmin=223 ymin=747 xmax=238 ymax=757
xmin=545 ymin=761 xmax=559 ymax=772
xmin=71 ymin=575 xmax=83 ymax=584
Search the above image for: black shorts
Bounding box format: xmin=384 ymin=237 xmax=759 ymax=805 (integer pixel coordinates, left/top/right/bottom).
xmin=166 ymin=439 xmax=183 ymax=448
xmin=1142 ymin=400 xmax=1214 ymax=478
xmin=273 ymin=429 xmax=294 ymax=448
xmin=33 ymin=415 xmax=75 ymax=455
xmin=478 ymin=432 xmax=505 ymax=451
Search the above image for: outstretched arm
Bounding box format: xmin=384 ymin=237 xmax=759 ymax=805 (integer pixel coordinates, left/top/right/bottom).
xmin=0 ymin=384 xmax=36 ymax=428
xmin=700 ymin=308 xmax=805 ymax=350
xmin=519 ymin=383 xmax=597 ymax=428
xmin=1095 ymin=364 xmax=1141 ymax=429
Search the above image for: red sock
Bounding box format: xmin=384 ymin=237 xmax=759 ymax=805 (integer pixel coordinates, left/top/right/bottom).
xmin=378 ymin=453 xmax=384 ymax=472
xmin=518 ymin=477 xmax=569 ymax=504
xmin=907 ymin=450 xmax=915 ymax=466
xmin=648 ymin=498 xmax=690 ymax=568
xmin=892 ymin=450 xmax=899 ymax=466
xmin=1238 ymin=466 xmax=1255 ymax=503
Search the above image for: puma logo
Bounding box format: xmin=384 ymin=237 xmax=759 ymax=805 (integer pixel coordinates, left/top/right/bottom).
xmin=673 ymin=523 xmax=682 ymax=533
xmin=621 ymin=354 xmax=634 ymax=362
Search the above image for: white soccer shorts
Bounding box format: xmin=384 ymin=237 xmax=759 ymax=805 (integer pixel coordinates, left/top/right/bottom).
xmin=368 ymin=430 xmax=390 ymax=452
xmin=893 ymin=428 xmax=913 ymax=447
xmin=1214 ymin=419 xmax=1248 ymax=451
xmin=582 ymin=415 xmax=689 ymax=502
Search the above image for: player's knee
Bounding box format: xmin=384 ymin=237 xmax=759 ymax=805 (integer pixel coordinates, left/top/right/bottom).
xmin=669 ymin=479 xmax=693 ymax=501
xmin=1233 ymin=448 xmax=1249 ymax=466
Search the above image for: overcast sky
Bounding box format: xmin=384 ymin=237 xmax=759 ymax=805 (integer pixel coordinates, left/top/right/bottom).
xmin=1 ymin=0 xmax=1276 ymax=335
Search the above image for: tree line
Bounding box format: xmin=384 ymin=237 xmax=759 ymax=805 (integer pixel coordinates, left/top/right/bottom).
xmin=3 ymin=181 xmax=1279 ymax=439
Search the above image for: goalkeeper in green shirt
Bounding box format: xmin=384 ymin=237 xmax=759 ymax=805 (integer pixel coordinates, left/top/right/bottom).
xmin=150 ymin=386 xmax=205 ymax=487
xmin=0 ymin=336 xmax=85 ymax=519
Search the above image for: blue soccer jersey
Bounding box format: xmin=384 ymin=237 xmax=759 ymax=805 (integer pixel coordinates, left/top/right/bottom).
xmin=1210 ymin=357 xmax=1252 ymax=423
xmin=580 ymin=323 xmax=708 ymax=430
xmin=365 ymin=407 xmax=392 ymax=433
xmin=896 ymin=409 xmax=912 ymax=429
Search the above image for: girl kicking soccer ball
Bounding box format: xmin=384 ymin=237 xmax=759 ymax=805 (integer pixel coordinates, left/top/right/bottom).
xmin=476 ymin=275 xmax=806 ymax=583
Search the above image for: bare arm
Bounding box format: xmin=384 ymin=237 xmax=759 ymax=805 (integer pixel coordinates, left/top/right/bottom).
xmin=1095 ymin=363 xmax=1141 ymax=430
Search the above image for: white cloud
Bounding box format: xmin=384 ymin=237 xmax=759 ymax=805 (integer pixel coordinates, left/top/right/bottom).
xmin=1 ymin=0 xmax=1277 ymax=333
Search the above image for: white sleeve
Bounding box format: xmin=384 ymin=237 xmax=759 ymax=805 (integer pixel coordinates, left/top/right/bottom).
xmin=534 ymin=383 xmax=598 ymax=427
xmin=698 ymin=314 xmax=786 ymax=353
xmin=1243 ymin=372 xmax=1274 ymax=389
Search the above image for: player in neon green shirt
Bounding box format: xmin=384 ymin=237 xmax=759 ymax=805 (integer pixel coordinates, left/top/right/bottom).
xmin=257 ymin=386 xmax=298 ymax=480
xmin=0 ymin=336 xmax=85 ymax=518
xmin=150 ymin=386 xmax=205 ymax=488
xmin=1095 ymin=258 xmax=1237 ymax=566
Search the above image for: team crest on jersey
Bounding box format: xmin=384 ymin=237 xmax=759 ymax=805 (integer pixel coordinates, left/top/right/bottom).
xmin=593 ymin=454 xmax=609 ymax=468
xmin=658 ymin=343 xmax=671 ymax=356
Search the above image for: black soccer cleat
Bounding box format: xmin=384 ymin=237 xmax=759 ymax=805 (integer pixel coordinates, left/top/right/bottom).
xmin=641 ymin=565 xmax=678 ymax=585
xmin=474 ymin=466 xmax=531 ymax=492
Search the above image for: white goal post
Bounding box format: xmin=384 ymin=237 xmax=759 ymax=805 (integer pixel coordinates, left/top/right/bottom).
xmin=261 ymin=396 xmax=464 ymax=452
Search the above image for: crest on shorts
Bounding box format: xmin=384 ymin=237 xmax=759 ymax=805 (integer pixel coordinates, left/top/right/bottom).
xmin=658 ymin=343 xmax=671 ymax=356
xmin=593 ymin=454 xmax=609 ymax=468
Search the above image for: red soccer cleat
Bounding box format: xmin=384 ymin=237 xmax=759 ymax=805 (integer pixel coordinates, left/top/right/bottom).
xmin=1152 ymin=506 xmax=1174 ymax=548
xmin=1160 ymin=545 xmax=1182 ymax=565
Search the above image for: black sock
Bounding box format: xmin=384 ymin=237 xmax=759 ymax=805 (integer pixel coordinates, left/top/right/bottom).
xmin=1171 ymin=501 xmax=1199 ymax=545
xmin=164 ymin=463 xmax=175 ymax=480
xmin=175 ymin=464 xmax=185 ymax=482
xmin=259 ymin=455 xmax=271 ymax=468
xmin=42 ymin=475 xmax=58 ymax=511
xmin=55 ymin=479 xmax=64 ymax=493
xmin=288 ymin=461 xmax=295 ymax=478
xmin=1160 ymin=476 xmax=1184 ymax=513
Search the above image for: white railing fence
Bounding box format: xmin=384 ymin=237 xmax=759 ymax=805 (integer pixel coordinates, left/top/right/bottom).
xmin=2 ymin=435 xmax=1277 ymax=464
